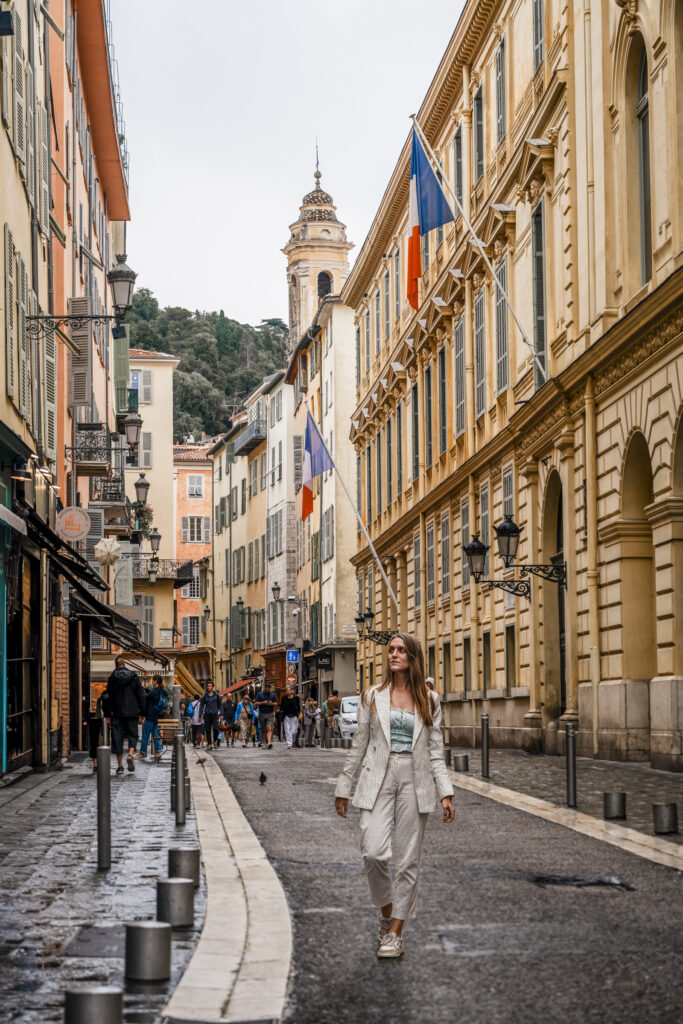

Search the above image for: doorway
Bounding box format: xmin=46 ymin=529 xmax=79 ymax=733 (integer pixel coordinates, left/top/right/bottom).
xmin=542 ymin=472 xmax=566 ymax=719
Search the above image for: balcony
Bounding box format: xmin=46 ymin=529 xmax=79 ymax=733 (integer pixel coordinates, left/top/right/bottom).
xmin=90 ymin=473 xmax=127 ymax=508
xmin=234 ymin=418 xmax=267 ymax=455
xmin=69 ymin=424 xmax=112 ymax=477
xmin=132 ymin=555 xmax=194 ymax=589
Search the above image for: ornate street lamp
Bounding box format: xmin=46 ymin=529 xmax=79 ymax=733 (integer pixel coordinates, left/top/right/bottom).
xmin=107 ymin=254 xmax=138 ymax=321
xmin=26 ymin=255 xmax=137 ymax=338
xmin=236 ymin=596 xmax=245 ymax=614
xmin=148 ymin=557 xmax=159 ymax=584
xmin=462 ymin=534 xmax=489 ymax=584
xmin=355 ymin=612 xmax=365 ymax=637
xmin=134 ymin=472 xmax=150 ymax=504
xmin=149 ymin=527 xmax=161 ymax=554
xmin=271 ymin=582 xmax=281 ymax=602
xmin=493 ymin=514 xmax=521 ymax=568
xmin=354 ymin=607 xmax=396 ymax=646
xmin=124 ymin=411 xmax=143 ymax=447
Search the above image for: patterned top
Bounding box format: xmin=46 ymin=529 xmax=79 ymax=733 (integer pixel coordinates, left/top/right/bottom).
xmin=389 ymin=707 xmax=415 ymax=752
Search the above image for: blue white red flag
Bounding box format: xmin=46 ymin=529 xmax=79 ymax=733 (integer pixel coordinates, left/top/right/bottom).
xmin=301 ymin=411 xmax=334 ymax=520
xmin=407 ymin=129 xmax=454 ymax=309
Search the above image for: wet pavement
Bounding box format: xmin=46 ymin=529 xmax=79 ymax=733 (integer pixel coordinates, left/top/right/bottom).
xmin=214 ymin=741 xmax=683 ymax=1024
xmin=447 ymin=746 xmax=683 ymax=844
xmin=0 ymin=751 xmax=204 ymax=1024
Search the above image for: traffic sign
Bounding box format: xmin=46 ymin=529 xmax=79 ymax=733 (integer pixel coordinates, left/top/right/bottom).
xmin=286 ymin=670 xmax=297 ymax=687
xmin=286 ymin=649 xmax=299 ymax=664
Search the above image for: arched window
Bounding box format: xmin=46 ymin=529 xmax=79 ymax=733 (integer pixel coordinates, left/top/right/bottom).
xmin=636 ymin=46 xmax=652 ymax=284
xmin=317 ymin=272 xmax=332 ymax=299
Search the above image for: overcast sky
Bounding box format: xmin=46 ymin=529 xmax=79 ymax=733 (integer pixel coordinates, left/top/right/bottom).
xmin=109 ymin=0 xmax=466 ymax=326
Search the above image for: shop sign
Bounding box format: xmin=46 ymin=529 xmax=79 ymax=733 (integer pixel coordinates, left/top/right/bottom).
xmin=56 ymin=506 xmax=91 ymax=542
xmin=316 ymin=651 xmax=332 ymax=670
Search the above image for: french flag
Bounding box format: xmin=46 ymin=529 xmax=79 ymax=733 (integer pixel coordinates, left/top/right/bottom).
xmin=301 ymin=410 xmax=334 ymax=520
xmin=407 ymin=129 xmax=454 ymax=310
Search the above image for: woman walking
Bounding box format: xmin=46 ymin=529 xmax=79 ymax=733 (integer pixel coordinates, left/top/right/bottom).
xmin=236 ymin=695 xmax=255 ymax=747
xmin=280 ymin=686 xmax=301 ymax=748
xmin=302 ymin=697 xmax=321 ymax=747
xmin=334 ymin=633 xmax=454 ymax=959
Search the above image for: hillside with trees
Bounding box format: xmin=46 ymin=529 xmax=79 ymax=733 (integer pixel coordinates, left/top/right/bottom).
xmin=126 ymin=288 xmax=288 ymax=440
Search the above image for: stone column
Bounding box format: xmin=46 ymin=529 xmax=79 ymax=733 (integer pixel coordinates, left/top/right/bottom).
xmin=520 ymin=458 xmax=543 ymax=752
xmin=557 ymin=429 xmax=579 ymax=722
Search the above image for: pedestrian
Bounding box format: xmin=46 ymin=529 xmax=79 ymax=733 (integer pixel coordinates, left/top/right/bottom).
xmin=189 ymin=697 xmax=205 ymax=748
xmin=280 ymin=686 xmax=301 ymax=749
xmin=254 ymin=683 xmax=278 ymax=749
xmin=87 ymin=692 xmax=106 ymax=773
xmin=253 ymin=705 xmax=263 ymax=747
xmin=326 ymin=688 xmax=341 ymax=728
xmin=302 ymin=697 xmax=321 ymax=747
xmin=334 ymin=632 xmax=455 ymax=959
xmin=275 ymin=705 xmax=284 ymax=742
xmin=199 ymin=681 xmax=222 ymax=750
xmin=139 ymin=676 xmax=169 ymax=762
xmin=235 ymin=695 xmax=254 ymax=747
xmin=105 ymin=655 xmax=146 ymax=775
xmin=221 ymin=696 xmax=236 ymax=746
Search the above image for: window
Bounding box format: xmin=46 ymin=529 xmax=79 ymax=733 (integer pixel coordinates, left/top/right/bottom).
xmin=261 ymin=533 xmax=266 ymax=575
xmin=503 ymin=466 xmax=514 ymax=518
xmin=187 ymin=474 xmax=203 ymax=498
xmin=442 ymin=641 xmax=451 ymax=698
xmin=637 ymin=47 xmax=652 ymax=285
xmin=496 ymin=257 xmax=509 ymax=394
xmin=367 ymin=567 xmax=373 ymax=611
xmin=455 ymin=316 xmax=465 ymax=437
xmin=533 ymin=0 xmax=544 ymax=72
xmin=421 ymin=230 xmax=430 ymax=272
xmin=134 ymin=594 xmax=154 ymax=647
xmin=482 ymin=631 xmax=491 ymax=696
xmin=182 ymin=515 xmax=209 ymax=544
xmin=396 ymin=402 xmax=403 ymax=496
xmin=376 ymin=428 xmax=382 ymax=514
xmin=480 ymin=484 xmax=489 ymax=578
xmin=505 ymin=624 xmax=516 ymax=695
xmin=260 ymin=453 xmax=267 ymax=489
xmin=435 ymin=161 xmax=445 ymax=249
xmin=461 ymin=499 xmax=470 ymax=587
xmin=384 ymin=269 xmax=390 ymax=339
xmin=364 ymin=308 xmax=370 ymax=371
xmin=438 ymin=345 xmax=447 ymax=455
xmin=317 ymin=271 xmax=332 ymax=299
xmin=428 ymin=644 xmax=436 ymax=680
xmin=182 ymin=615 xmax=199 ymax=647
xmin=278 ymin=440 xmax=283 ymax=480
xmin=366 ymin=444 xmax=373 ymax=523
xmin=247 ymin=541 xmax=253 ymax=583
xmin=386 ymin=416 xmax=393 ymax=505
xmin=356 ymin=454 xmax=362 ymax=515
xmin=463 ymin=636 xmax=471 ymax=694
xmin=412 ymin=384 xmax=419 ymax=480
xmin=473 ymin=86 xmax=484 ymax=182
xmin=254 ymin=536 xmax=259 ymax=579
xmin=424 ymin=363 xmax=433 ymax=468
xmin=394 ymin=248 xmax=401 ymax=320
xmin=358 ymin=572 xmax=364 ymax=615
xmin=128 ymin=432 xmax=152 ymax=469
xmin=426 ymin=522 xmax=435 ymax=605
xmin=475 ymin=288 xmax=486 ymax=417
xmin=531 ymin=201 xmax=547 ymax=391
xmin=356 ymin=326 xmax=361 ymax=387
xmin=413 ymin=533 xmax=421 ymax=611
xmin=453 ymin=125 xmax=463 ymax=208
xmin=241 ymin=477 xmax=246 ymax=513
xmin=374 ymin=290 xmax=380 ymax=355
xmin=495 ymin=39 xmax=506 ymax=145
xmin=441 ymin=513 xmax=450 ymax=598
xmin=182 ymin=567 xmax=200 ymax=599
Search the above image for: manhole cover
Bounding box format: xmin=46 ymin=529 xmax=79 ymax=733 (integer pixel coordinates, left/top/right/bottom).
xmin=63 ymin=925 xmax=124 ymax=958
xmin=533 ymin=874 xmax=634 ymax=892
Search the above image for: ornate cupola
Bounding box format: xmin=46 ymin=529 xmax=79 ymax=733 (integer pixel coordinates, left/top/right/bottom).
xmin=283 ymin=166 xmax=354 ymax=349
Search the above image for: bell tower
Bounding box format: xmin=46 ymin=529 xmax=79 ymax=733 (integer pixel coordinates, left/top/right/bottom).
xmin=282 ymin=167 xmax=353 ymax=348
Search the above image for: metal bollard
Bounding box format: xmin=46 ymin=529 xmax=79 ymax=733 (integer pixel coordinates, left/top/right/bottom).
xmin=169 ymin=847 xmax=200 ymax=887
xmin=443 ymin=748 xmax=452 ymax=768
xmin=603 ymin=792 xmax=626 ymax=820
xmin=481 ymin=714 xmax=490 ymax=779
xmin=566 ymin=723 xmax=577 ymax=808
xmin=653 ymin=803 xmax=679 ymax=835
xmin=125 ymin=921 xmax=172 ymax=981
xmin=157 ymin=877 xmax=194 ymax=928
xmin=342 ymin=738 xmax=352 ymax=750
xmin=452 ymin=753 xmax=469 ymax=772
xmin=96 ymin=746 xmax=111 ymax=871
xmin=64 ymin=986 xmax=122 ymax=1024
xmin=175 ymin=735 xmax=186 ymax=826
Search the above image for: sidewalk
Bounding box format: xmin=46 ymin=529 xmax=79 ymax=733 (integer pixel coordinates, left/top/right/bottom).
xmin=447 ymin=745 xmax=683 ymax=845
xmin=0 ymin=751 xmax=205 ymax=1024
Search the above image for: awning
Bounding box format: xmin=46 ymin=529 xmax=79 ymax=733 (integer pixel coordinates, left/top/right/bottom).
xmin=69 ymin=578 xmax=168 ymax=665
xmin=0 ymin=503 xmax=27 ymax=535
xmin=220 ymin=679 xmax=255 ymax=696
xmin=17 ymin=500 xmax=107 ymax=591
xmin=174 ymin=660 xmax=204 ymax=700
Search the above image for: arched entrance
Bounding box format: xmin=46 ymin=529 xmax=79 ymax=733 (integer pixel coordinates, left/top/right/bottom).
xmin=541 ymin=471 xmax=565 ymax=721
xmin=621 ymin=432 xmax=655 ymax=680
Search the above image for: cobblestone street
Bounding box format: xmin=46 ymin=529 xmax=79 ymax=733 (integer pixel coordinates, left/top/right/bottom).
xmin=0 ymin=752 xmax=204 ymax=1024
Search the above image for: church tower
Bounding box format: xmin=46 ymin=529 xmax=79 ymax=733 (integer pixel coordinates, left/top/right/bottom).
xmin=282 ymin=168 xmax=353 ymax=348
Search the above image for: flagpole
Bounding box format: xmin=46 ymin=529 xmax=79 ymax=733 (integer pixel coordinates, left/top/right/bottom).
xmin=304 ymin=406 xmax=399 ymax=612
xmin=410 ymin=115 xmax=547 ymax=384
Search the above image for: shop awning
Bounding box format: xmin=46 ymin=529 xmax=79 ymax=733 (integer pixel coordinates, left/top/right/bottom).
xmin=17 ymin=500 xmax=107 ymax=591
xmin=0 ymin=503 xmax=27 ymax=535
xmin=69 ymin=578 xmax=168 ymax=665
xmin=220 ymin=679 xmax=254 ymax=696
xmin=174 ymin=660 xmax=204 ymax=700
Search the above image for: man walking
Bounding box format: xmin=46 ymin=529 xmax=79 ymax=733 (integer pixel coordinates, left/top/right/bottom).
xmin=326 ymin=688 xmax=341 ymax=727
xmin=254 ymin=682 xmax=278 ymax=749
xmin=105 ymin=656 xmax=146 ymax=775
xmin=139 ymin=676 xmax=169 ymax=762
xmin=222 ymin=695 xmax=237 ymax=746
xmin=199 ymin=681 xmax=222 ymax=750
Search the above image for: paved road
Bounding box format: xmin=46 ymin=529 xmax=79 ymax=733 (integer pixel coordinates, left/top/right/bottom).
xmin=215 ymin=743 xmax=683 ymax=1024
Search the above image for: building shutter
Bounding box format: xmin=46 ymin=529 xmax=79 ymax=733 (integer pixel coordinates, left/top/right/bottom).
xmin=231 ymin=604 xmax=242 ymax=649
xmin=293 ymin=434 xmax=304 ymax=491
xmin=39 ymin=102 xmax=49 ymax=234
xmin=69 ymin=296 xmax=92 ymax=406
xmin=16 ymin=254 xmax=28 ymax=419
xmin=220 ymin=495 xmax=227 ymax=530
xmin=496 ymin=258 xmax=509 ymax=394
xmin=182 ymin=616 xmax=189 ymax=646
xmin=113 ymin=326 xmax=130 ymax=413
xmin=243 ymin=606 xmax=251 ymax=641
xmin=29 ymin=290 xmax=39 ymax=441
xmin=474 ymin=289 xmax=486 ymax=417
xmin=142 ymin=594 xmax=154 ymax=647
xmin=329 ymin=504 xmax=334 ymax=559
xmin=1 ymin=35 xmax=10 ymax=128
xmin=202 ymin=516 xmax=210 ymax=543
xmin=25 ymin=63 xmax=35 ymax=204
xmin=495 ymin=41 xmax=505 ymax=144
xmin=532 ymin=202 xmax=547 ymax=389
xmin=181 ymin=516 xmax=189 ymax=542
xmin=43 ymin=321 xmax=57 ymax=461
xmin=214 ymin=503 xmax=221 ymax=533
xmin=141 ymin=432 xmax=152 ymax=468
xmin=4 ymin=223 xmax=15 ymax=399
xmin=266 ymin=515 xmax=272 ymax=559
xmin=84 ymin=508 xmax=104 ymax=561
xmin=247 ymin=542 xmax=253 ymax=583
xmin=225 ymin=547 xmax=230 ymax=583
xmin=12 ymin=10 xmax=25 ymax=165
xmin=141 ymin=368 xmax=152 ymax=403
xmin=114 ymin=541 xmax=133 ymax=606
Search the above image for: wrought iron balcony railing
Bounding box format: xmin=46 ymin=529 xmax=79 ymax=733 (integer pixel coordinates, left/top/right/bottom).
xmin=234 ymin=418 xmax=267 ymax=455
xmin=90 ymin=473 xmax=126 ymax=505
xmin=131 ymin=555 xmax=194 ymax=588
xmin=67 ymin=424 xmax=113 ymax=474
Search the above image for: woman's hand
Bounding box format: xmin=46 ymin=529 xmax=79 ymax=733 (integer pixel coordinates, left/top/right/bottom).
xmin=441 ymin=797 xmax=455 ymax=823
xmin=335 ymin=797 xmax=349 ymax=819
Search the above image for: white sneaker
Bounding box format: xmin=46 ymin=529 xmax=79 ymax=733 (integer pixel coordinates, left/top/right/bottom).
xmin=377 ymin=931 xmax=404 ymax=958
xmin=378 ymin=916 xmax=392 ymax=946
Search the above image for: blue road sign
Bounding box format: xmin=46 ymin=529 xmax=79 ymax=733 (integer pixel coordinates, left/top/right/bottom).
xmin=286 ymin=649 xmax=299 ymax=664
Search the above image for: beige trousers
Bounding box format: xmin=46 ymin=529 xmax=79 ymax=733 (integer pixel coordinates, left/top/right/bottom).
xmin=359 ymin=752 xmax=430 ymax=920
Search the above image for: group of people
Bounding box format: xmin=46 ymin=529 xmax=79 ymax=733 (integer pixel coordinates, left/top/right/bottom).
xmin=184 ymin=684 xmax=344 ymax=751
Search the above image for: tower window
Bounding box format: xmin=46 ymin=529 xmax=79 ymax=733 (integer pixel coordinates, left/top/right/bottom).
xmin=317 ymin=272 xmax=332 ymax=299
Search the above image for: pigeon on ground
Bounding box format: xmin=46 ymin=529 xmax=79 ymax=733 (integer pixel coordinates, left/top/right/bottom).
xmin=195 ymin=755 xmax=207 ymax=765
xmin=259 ymin=772 xmax=267 ymax=785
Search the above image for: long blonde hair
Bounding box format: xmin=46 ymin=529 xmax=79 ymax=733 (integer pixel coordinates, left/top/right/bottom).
xmin=364 ymin=632 xmax=433 ymax=727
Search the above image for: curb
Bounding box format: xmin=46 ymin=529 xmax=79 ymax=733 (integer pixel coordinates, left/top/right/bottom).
xmin=163 ymin=749 xmax=292 ymax=1024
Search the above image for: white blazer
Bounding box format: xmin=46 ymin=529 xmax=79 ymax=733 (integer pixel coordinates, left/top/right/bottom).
xmin=335 ymin=684 xmax=454 ymax=813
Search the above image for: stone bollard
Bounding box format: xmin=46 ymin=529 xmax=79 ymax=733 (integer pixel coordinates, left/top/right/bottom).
xmin=603 ymin=792 xmax=627 ymax=820
xmin=169 ymin=847 xmax=200 ymax=887
xmin=452 ymin=754 xmax=469 ymax=772
xmin=157 ymin=877 xmax=194 ymax=928
xmin=64 ymin=986 xmax=122 ymax=1024
xmin=342 ymin=738 xmax=352 ymax=750
xmin=653 ymin=803 xmax=679 ymax=835
xmin=125 ymin=921 xmax=172 ymax=982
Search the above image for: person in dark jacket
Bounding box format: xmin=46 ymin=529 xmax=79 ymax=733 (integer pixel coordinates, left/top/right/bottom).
xmin=280 ymin=687 xmax=301 ymax=749
xmin=106 ymin=656 xmax=146 ymax=775
xmin=199 ymin=681 xmax=222 ymax=750
xmin=139 ymin=676 xmax=169 ymax=762
xmin=222 ymin=697 xmax=237 ymax=746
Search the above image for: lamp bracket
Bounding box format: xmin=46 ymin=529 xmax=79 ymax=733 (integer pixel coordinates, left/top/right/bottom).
xmin=517 ymin=562 xmax=567 ymax=588
xmin=26 ymin=314 xmax=118 ymax=339
xmin=486 ymin=579 xmax=531 ymax=600
xmin=363 ymin=629 xmax=398 ymax=646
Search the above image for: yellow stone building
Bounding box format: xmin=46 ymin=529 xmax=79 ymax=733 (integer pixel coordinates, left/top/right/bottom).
xmin=346 ymin=0 xmax=683 ymax=769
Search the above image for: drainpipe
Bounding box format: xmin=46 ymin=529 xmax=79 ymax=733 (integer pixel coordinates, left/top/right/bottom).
xmin=468 ymin=473 xmax=478 ymax=747
xmin=585 ymin=376 xmax=600 ymax=756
